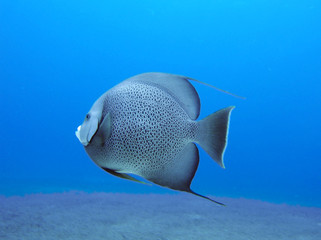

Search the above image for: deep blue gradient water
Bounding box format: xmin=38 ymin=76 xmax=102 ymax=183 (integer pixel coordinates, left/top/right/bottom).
xmin=1 ymin=0 xmax=320 ymax=207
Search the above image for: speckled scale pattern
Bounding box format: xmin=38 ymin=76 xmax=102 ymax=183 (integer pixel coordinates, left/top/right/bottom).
xmin=100 ymin=82 xmax=198 ymax=176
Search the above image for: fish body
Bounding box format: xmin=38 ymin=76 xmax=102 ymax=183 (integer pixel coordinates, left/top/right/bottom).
xmin=76 ymin=72 xmax=234 ymax=205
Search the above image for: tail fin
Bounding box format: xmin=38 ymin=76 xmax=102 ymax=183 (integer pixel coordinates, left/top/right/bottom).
xmin=197 ymin=106 xmax=235 ymax=168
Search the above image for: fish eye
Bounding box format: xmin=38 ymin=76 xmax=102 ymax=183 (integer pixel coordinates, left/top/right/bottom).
xmin=85 ymin=114 xmax=91 ymax=120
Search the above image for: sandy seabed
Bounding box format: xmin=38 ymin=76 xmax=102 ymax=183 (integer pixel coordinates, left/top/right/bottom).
xmin=0 ymin=192 xmax=320 ymax=240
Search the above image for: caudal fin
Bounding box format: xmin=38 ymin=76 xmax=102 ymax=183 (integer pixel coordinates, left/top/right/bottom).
xmin=196 ymin=106 xmax=235 ymax=168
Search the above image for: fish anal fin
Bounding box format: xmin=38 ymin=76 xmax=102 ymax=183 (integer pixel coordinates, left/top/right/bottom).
xmin=189 ymin=189 xmax=226 ymax=206
xmin=142 ymin=143 xmax=225 ymax=205
xmin=145 ymin=143 xmax=199 ymax=192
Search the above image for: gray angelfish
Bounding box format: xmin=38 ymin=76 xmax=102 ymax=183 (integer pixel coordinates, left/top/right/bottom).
xmin=76 ymin=72 xmax=236 ymax=205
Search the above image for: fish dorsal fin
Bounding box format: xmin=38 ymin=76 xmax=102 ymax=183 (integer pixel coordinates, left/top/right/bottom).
xmin=188 ymin=77 xmax=246 ymax=99
xmin=126 ymin=72 xmax=201 ymax=120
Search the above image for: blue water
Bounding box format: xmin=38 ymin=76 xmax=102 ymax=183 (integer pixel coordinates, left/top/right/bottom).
xmin=1 ymin=0 xmax=320 ymax=207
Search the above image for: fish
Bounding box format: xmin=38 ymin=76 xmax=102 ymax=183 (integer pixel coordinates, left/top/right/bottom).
xmin=76 ymin=72 xmax=235 ymax=205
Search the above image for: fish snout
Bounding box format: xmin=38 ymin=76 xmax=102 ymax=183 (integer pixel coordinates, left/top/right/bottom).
xmin=75 ymin=125 xmax=89 ymax=146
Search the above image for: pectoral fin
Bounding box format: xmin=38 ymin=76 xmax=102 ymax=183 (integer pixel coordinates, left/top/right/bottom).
xmin=93 ymin=112 xmax=112 ymax=146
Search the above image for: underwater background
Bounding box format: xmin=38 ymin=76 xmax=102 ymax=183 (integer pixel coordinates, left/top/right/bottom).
xmin=1 ymin=1 xmax=321 ymax=238
xmin=1 ymin=0 xmax=321 ymax=206
xmin=0 ymin=0 xmax=321 ymax=240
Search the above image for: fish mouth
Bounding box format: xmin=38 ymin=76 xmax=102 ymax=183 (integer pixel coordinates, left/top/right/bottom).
xmin=75 ymin=125 xmax=89 ymax=146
